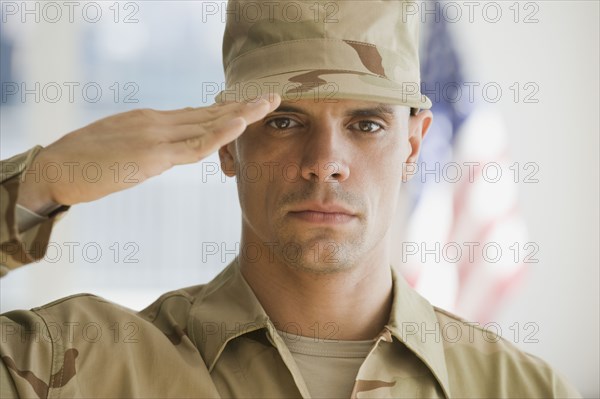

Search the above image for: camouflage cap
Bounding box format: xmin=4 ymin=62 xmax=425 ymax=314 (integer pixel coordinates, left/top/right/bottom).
xmin=216 ymin=0 xmax=432 ymax=109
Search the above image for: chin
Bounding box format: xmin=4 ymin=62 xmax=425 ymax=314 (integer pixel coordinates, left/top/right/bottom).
xmin=286 ymin=259 xmax=354 ymax=275
xmin=273 ymin=237 xmax=359 ymax=274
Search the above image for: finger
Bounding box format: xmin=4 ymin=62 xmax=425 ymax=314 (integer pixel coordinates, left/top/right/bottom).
xmin=155 ymin=101 xmax=226 ymax=115
xmin=239 ymin=94 xmax=281 ymax=125
xmin=161 ymin=94 xmax=281 ymax=126
xmin=165 ymin=95 xmax=281 ymax=142
xmin=152 ymin=102 xmax=236 ymax=126
xmin=167 ymin=117 xmax=247 ymax=166
xmin=155 ymin=106 xmax=204 ymax=115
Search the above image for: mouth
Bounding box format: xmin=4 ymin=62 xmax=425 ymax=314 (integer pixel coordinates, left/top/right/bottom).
xmin=287 ymin=202 xmax=357 ymax=224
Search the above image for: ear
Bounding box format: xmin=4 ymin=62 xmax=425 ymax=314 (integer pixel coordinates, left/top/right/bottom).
xmin=402 ymin=110 xmax=433 ymax=181
xmin=218 ymin=141 xmax=237 ymax=177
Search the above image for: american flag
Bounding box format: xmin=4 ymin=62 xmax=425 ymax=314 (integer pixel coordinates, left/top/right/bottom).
xmin=397 ymin=10 xmax=529 ymax=323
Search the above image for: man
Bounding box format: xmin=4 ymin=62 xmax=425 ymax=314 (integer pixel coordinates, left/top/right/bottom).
xmin=0 ymin=1 xmax=580 ymax=398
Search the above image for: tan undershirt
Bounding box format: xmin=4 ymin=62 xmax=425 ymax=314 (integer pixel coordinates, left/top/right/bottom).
xmin=277 ymin=329 xmax=375 ymax=399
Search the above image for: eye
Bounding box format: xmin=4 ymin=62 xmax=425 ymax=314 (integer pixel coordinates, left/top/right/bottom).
xmin=351 ymin=120 xmax=384 ymax=133
xmin=267 ymin=117 xmax=300 ymax=130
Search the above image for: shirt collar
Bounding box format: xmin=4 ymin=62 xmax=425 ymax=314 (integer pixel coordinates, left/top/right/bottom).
xmin=386 ymin=267 xmax=452 ymax=398
xmin=187 ymin=257 xmax=271 ymax=372
xmin=187 ymin=257 xmax=451 ymax=397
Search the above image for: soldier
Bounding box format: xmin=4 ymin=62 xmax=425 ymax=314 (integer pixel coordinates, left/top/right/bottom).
xmin=1 ymin=1 xmax=580 ymax=398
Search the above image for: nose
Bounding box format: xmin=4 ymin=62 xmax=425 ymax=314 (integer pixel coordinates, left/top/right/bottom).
xmin=299 ymin=124 xmax=350 ymax=183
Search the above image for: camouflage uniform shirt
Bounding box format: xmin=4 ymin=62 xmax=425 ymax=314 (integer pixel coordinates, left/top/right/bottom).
xmin=1 ymin=148 xmax=581 ymax=398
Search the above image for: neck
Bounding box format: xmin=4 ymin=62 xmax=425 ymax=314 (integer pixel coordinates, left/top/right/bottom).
xmin=239 ymin=233 xmax=393 ymax=341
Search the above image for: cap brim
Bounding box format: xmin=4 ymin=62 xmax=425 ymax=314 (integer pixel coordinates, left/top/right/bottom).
xmin=215 ymin=70 xmax=432 ymax=109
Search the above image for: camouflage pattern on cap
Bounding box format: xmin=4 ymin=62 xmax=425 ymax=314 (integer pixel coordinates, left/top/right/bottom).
xmin=217 ymin=0 xmax=432 ymax=108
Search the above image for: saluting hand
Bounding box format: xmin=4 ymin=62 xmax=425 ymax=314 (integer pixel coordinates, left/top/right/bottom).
xmin=17 ymin=94 xmax=281 ymax=213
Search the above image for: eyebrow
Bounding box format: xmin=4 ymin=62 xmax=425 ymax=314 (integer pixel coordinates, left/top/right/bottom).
xmin=346 ymin=104 xmax=396 ymax=120
xmin=272 ymin=103 xmax=398 ymax=120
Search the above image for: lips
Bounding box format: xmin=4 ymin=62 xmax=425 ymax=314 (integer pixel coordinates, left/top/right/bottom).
xmin=287 ymin=202 xmax=357 ymax=224
xmin=288 ymin=202 xmax=355 ymax=215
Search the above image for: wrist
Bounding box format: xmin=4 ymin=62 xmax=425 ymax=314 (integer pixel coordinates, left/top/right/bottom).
xmin=16 ymin=161 xmax=62 ymax=216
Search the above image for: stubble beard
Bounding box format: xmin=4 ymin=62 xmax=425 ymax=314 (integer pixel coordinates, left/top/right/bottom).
xmin=255 ymin=182 xmax=376 ymax=273
xmin=270 ymin=223 xmax=367 ymax=275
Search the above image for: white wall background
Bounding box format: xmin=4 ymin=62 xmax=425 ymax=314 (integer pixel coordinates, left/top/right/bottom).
xmin=450 ymin=2 xmax=599 ymax=397
xmin=1 ymin=1 xmax=598 ymax=397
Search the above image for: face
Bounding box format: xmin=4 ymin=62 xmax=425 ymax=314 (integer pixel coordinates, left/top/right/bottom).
xmin=219 ymin=98 xmax=431 ymax=274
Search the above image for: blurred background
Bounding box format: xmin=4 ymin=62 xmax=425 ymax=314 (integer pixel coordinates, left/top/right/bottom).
xmin=1 ymin=1 xmax=598 ymax=396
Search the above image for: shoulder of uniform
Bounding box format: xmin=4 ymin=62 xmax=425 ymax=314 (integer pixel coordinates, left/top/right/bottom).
xmin=136 ymin=284 xmax=207 ymax=320
xmin=432 ymin=306 xmax=581 ymax=398
xmin=432 ymin=305 xmax=539 ymax=359
xmin=32 ymin=292 xmax=127 ymax=311
xmin=14 ymin=293 xmax=144 ymax=336
xmin=5 ymin=284 xmax=210 ymax=344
